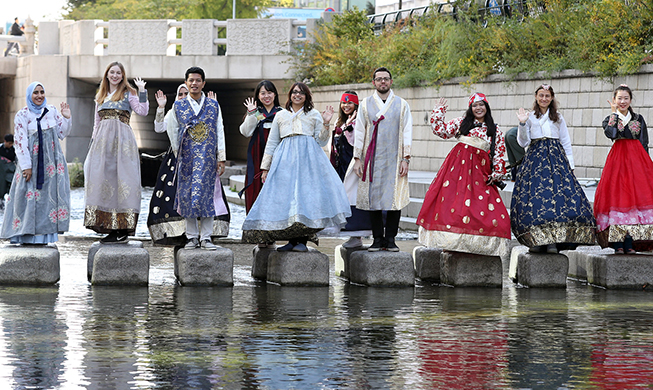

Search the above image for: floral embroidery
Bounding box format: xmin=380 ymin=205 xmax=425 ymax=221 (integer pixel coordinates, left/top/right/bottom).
xmin=57 ymin=163 xmax=65 ymax=175
xmin=57 ymin=207 xmax=69 ymax=221
xmin=26 ymin=190 xmax=34 ymax=201
xmin=46 ymin=164 xmax=55 ymax=177
xmin=34 ymin=190 xmax=41 ymax=201
xmin=49 ymin=209 xmax=58 ymax=223
xmin=12 ymin=217 xmax=21 ymax=230
xmin=32 ymin=144 xmax=39 ymax=155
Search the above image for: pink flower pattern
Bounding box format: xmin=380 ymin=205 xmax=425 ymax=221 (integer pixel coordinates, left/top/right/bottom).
xmin=57 ymin=163 xmax=65 ymax=175
xmin=12 ymin=217 xmax=21 ymax=230
xmin=26 ymin=190 xmax=34 ymax=201
xmin=46 ymin=164 xmax=55 ymax=178
xmin=49 ymin=209 xmax=58 ymax=223
xmin=57 ymin=207 xmax=69 ymax=221
xmin=32 ymin=144 xmax=39 ymax=155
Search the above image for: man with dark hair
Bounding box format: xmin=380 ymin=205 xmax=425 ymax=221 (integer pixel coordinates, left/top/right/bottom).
xmin=352 ymin=67 xmax=413 ymax=251
xmin=5 ymin=18 xmax=24 ymax=56
xmin=0 ymin=134 xmax=16 ymax=208
xmin=157 ymin=67 xmax=230 ymax=250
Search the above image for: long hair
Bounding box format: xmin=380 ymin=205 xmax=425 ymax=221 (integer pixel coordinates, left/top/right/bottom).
xmin=285 ymin=82 xmax=313 ymax=114
xmin=336 ymin=90 xmax=358 ymax=128
xmin=458 ymin=100 xmax=497 ymax=138
xmin=613 ymin=85 xmax=636 ymax=117
xmin=254 ymin=80 xmax=280 ymax=110
xmin=532 ymin=84 xmax=560 ymax=123
xmin=95 ymin=62 xmax=136 ymax=104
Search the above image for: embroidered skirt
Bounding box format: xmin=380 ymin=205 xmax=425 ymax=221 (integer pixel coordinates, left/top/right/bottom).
xmin=241 ymin=135 xmax=351 ymax=244
xmin=510 ymin=138 xmax=596 ymax=248
xmin=594 ymin=139 xmax=653 ymax=249
xmin=1 ymin=127 xmax=70 ymax=243
xmin=84 ymin=117 xmax=141 ymax=234
xmin=417 ymin=141 xmax=510 ymax=256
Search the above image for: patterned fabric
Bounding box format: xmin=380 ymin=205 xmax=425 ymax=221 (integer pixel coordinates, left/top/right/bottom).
xmin=510 ymin=138 xmax=596 ymax=248
xmin=595 ymin=113 xmax=653 ymax=249
xmin=517 ymin=111 xmax=575 ymax=168
xmin=603 ymin=112 xmax=648 ymax=152
xmin=1 ymin=106 xmax=70 ymax=242
xmin=84 ymin=92 xmax=148 ymax=234
xmin=173 ymin=97 xmax=229 ymax=220
xmin=417 ymin=141 xmax=510 ymax=256
xmin=430 ymin=105 xmax=507 ymax=181
xmin=147 ymin=148 xmax=185 ymax=245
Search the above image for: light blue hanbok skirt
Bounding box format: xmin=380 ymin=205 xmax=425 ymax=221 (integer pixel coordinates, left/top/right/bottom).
xmin=242 ymin=135 xmax=351 ymax=244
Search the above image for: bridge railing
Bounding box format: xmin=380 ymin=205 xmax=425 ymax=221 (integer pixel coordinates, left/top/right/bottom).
xmin=37 ymin=18 xmax=310 ymax=57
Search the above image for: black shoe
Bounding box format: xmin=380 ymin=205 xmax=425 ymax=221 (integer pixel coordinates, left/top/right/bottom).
xmin=101 ymin=231 xmax=128 ymax=244
xmin=277 ymin=242 xmax=295 ymax=252
xmin=368 ymin=238 xmax=384 ymax=252
xmin=385 ymin=237 xmax=399 ymax=252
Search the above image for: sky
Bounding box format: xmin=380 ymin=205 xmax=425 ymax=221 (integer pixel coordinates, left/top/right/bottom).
xmin=2 ymin=0 xmax=68 ymax=31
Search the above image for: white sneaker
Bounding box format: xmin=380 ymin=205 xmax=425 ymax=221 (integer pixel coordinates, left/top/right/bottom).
xmin=201 ymin=239 xmax=218 ymax=250
xmin=184 ymin=238 xmax=199 ymax=249
xmin=342 ymin=237 xmax=363 ymax=248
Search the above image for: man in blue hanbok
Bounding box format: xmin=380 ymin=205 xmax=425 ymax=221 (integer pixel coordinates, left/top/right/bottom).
xmin=163 ymin=67 xmax=229 ymax=250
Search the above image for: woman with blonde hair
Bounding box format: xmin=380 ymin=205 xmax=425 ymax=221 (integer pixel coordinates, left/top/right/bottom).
xmin=84 ymin=61 xmax=149 ymax=244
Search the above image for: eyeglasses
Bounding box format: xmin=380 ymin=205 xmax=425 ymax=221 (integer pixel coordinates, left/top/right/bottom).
xmin=291 ymin=90 xmax=306 ymax=95
xmin=374 ymin=77 xmax=391 ymax=82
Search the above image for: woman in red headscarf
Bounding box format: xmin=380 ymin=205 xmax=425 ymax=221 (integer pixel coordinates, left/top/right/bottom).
xmin=416 ymin=93 xmax=510 ymax=256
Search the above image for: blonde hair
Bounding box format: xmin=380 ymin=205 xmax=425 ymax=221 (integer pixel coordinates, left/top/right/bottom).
xmin=95 ymin=62 xmax=136 ymax=104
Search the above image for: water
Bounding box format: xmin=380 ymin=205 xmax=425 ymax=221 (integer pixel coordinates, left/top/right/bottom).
xmin=1 ymin=190 xmax=653 ymax=388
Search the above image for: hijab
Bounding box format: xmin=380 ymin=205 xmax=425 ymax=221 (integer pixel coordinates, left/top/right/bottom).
xmin=26 ymin=82 xmax=47 ymax=114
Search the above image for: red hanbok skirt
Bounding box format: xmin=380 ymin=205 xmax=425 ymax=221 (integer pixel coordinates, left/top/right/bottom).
xmin=594 ymin=139 xmax=653 ymax=248
xmin=417 ymin=141 xmax=510 ymax=256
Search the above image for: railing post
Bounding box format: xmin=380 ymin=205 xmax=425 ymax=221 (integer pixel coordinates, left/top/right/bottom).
xmin=23 ymin=17 xmax=35 ymax=55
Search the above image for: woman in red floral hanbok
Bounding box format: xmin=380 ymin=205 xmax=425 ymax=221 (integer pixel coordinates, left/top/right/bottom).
xmin=417 ymin=93 xmax=510 ymax=256
xmin=594 ymin=84 xmax=653 ymax=253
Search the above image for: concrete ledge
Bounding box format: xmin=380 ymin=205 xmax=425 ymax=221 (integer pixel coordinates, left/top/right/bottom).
xmin=335 ymin=244 xmax=368 ymax=278
xmin=175 ymin=247 xmax=234 ymax=286
xmin=349 ymin=251 xmax=415 ymax=287
xmin=90 ymin=241 xmax=149 ymax=286
xmin=562 ymin=245 xmax=613 ymax=280
xmin=0 ymin=244 xmax=60 ymax=285
xmin=267 ymin=249 xmax=329 ymax=286
xmin=586 ymin=253 xmax=653 ymax=289
xmin=251 ymin=246 xmax=276 ymax=281
xmin=440 ymin=251 xmax=502 ymax=287
xmin=508 ymin=245 xmax=529 ymax=282
xmin=516 ymin=252 xmax=568 ymax=288
xmin=413 ymin=246 xmax=442 ymax=282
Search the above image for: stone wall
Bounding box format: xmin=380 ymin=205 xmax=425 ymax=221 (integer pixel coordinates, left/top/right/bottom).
xmin=311 ymin=66 xmax=653 ymax=178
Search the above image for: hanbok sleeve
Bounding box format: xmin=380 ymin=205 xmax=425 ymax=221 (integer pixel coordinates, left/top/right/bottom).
xmin=129 ymin=91 xmax=149 ymax=116
xmin=216 ymin=104 xmax=226 ymax=162
xmin=353 ymin=102 xmax=367 ymax=159
xmin=490 ymin=126 xmax=507 ymax=181
xmin=53 ymin=107 xmax=72 ymax=140
xmin=430 ymin=105 xmax=459 ymax=139
xmin=154 ymin=107 xmax=166 ymax=133
xmin=92 ymin=102 xmax=101 ymax=140
xmin=517 ymin=116 xmax=532 ymax=149
xmin=13 ymin=109 xmax=31 ymax=170
xmin=558 ymin=116 xmax=574 ymax=169
xmin=261 ymin=114 xmax=281 ymax=171
xmin=314 ymin=110 xmax=330 ymax=147
xmin=239 ymin=110 xmax=259 ymax=137
xmin=603 ymin=113 xmax=619 ymax=140
xmin=639 ymin=116 xmax=648 ymax=153
xmin=402 ymin=100 xmax=413 ymax=157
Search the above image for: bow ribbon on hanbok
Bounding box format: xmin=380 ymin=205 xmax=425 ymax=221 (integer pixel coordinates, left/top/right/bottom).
xmin=362 ymin=115 xmax=384 ymax=182
xmin=35 ymin=107 xmax=49 ymax=190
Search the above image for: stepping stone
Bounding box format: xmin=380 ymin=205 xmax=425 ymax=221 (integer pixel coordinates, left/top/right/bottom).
xmin=88 ymin=241 xmax=145 ymax=282
xmin=175 ymin=246 xmax=234 ymax=286
xmin=267 ymin=249 xmax=329 ymax=286
xmin=348 ymin=251 xmax=415 ymax=287
xmin=0 ymin=244 xmax=60 ymax=285
xmin=334 ymin=244 xmax=368 ymax=278
xmin=413 ymin=246 xmax=442 ymax=282
xmin=516 ymin=252 xmax=569 ymax=288
xmin=89 ymin=241 xmax=149 ymax=286
xmin=561 ymin=245 xmax=613 ymax=280
xmin=251 ymin=246 xmax=276 ymax=281
xmin=586 ymin=253 xmax=653 ymax=289
xmin=440 ymin=251 xmax=502 ymax=287
xmin=508 ymin=245 xmax=529 ymax=282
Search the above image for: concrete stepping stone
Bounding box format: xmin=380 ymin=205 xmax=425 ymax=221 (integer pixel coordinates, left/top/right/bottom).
xmin=175 ymin=246 xmax=234 ymax=286
xmin=348 ymin=251 xmax=415 ymax=287
xmin=508 ymin=245 xmax=529 ymax=282
xmin=413 ymin=246 xmax=442 ymax=282
xmin=0 ymin=244 xmax=60 ymax=285
xmin=515 ymin=252 xmax=568 ymax=288
xmin=267 ymin=248 xmax=329 ymax=286
xmin=251 ymin=246 xmax=276 ymax=281
xmin=89 ymin=241 xmax=149 ymax=286
xmin=334 ymin=244 xmax=368 ymax=278
xmin=561 ymin=245 xmax=614 ymax=280
xmin=587 ymin=253 xmax=653 ymax=289
xmin=440 ymin=251 xmax=502 ymax=287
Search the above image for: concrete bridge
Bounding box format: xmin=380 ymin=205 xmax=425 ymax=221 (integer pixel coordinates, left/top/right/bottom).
xmin=0 ymin=17 xmax=322 ymax=163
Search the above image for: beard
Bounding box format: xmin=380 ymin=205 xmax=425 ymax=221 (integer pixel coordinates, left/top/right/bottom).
xmin=375 ymin=84 xmax=390 ymax=94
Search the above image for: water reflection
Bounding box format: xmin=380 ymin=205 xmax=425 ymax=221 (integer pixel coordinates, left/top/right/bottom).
xmin=0 ymin=287 xmax=66 ymax=389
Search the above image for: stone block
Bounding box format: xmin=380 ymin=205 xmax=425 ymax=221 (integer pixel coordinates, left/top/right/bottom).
xmin=90 ymin=241 xmax=149 ymax=286
xmin=349 ymin=251 xmax=415 ymax=287
xmin=562 ymin=245 xmax=613 ymax=280
xmin=508 ymin=245 xmax=529 ymax=282
xmin=0 ymin=244 xmax=60 ymax=285
xmin=413 ymin=246 xmax=442 ymax=282
xmin=108 ymin=20 xmax=169 ymax=55
xmin=334 ymin=244 xmax=368 ymax=278
xmin=251 ymin=246 xmax=276 ymax=281
xmin=586 ymin=253 xmax=653 ymax=289
xmin=267 ymin=249 xmax=329 ymax=286
xmin=88 ymin=241 xmax=145 ymax=282
xmin=516 ymin=252 xmax=568 ymax=288
xmin=175 ymin=247 xmax=234 ymax=286
xmin=182 ymin=19 xmax=218 ymax=55
xmin=440 ymin=251 xmax=502 ymax=287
